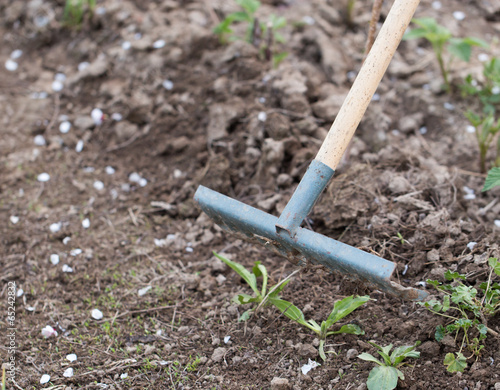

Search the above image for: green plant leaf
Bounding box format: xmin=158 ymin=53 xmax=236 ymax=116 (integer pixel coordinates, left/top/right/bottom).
xmin=328 ymin=323 xmax=364 ymax=336
xmin=325 ymin=295 xmax=370 ymax=329
xmin=272 ymin=52 xmax=288 ymax=67
xmin=461 ymin=37 xmax=489 ymax=48
xmin=214 ymin=252 xmax=259 ymax=296
xmin=252 ymin=262 xmax=268 ymax=296
xmin=444 ymin=270 xmax=466 ymax=281
xmin=443 ymin=352 xmax=467 ymax=373
xmin=451 ymin=285 xmax=477 ymax=305
xmin=483 ymin=168 xmax=500 ymax=191
xmin=235 ymin=0 xmax=260 ymax=15
xmin=489 ymin=257 xmax=500 ymax=276
xmin=358 ymin=353 xmax=383 ymax=366
xmin=366 ymin=366 xmax=399 ymax=390
xmin=239 ymin=309 xmax=252 ymax=322
xmin=268 ymin=279 xmax=290 ymax=298
xmin=391 ymin=341 xmax=421 ymax=366
xmin=319 ymin=339 xmax=326 ymax=361
xmin=233 ymin=293 xmax=260 ymax=305
xmin=448 ymin=39 xmax=473 ymax=62
xmin=403 ymin=28 xmax=429 ymax=40
xmin=268 ymin=297 xmax=312 ymax=330
xmin=435 ymin=325 xmax=446 ymax=342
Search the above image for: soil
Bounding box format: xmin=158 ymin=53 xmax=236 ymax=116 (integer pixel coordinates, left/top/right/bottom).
xmin=1 ymin=0 xmax=500 ymax=389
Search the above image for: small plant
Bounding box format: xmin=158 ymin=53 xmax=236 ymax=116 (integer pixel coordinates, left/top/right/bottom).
xmin=63 ymin=0 xmax=95 ymax=27
xmin=461 ymin=58 xmax=500 ymax=175
xmin=420 ymin=259 xmax=500 ymax=372
xmin=403 ymin=17 xmax=488 ymax=92
xmin=270 ymin=295 xmax=370 ymax=360
xmin=213 ymin=0 xmax=288 ymax=67
xmin=483 ymin=166 xmax=500 ymax=191
xmin=358 ymin=341 xmax=421 ymax=390
xmin=214 ymin=252 xmax=293 ymax=321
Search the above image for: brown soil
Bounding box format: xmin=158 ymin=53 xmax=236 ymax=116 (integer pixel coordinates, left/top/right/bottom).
xmin=1 ymin=0 xmax=500 ymax=389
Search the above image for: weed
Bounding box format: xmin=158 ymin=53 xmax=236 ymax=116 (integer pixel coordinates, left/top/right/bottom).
xmin=358 ymin=341 xmax=421 ymax=390
xmin=213 ymin=0 xmax=288 ymax=67
xmin=464 ymin=111 xmax=500 ymax=173
xmin=420 ymin=258 xmax=500 ymax=372
xmin=483 ymin=167 xmax=500 ymax=191
xmin=270 ymin=295 xmax=370 ymax=360
xmin=403 ymin=17 xmax=488 ymax=92
xmin=63 ymin=0 xmax=95 ymax=27
xmin=214 ymin=252 xmax=294 ymax=321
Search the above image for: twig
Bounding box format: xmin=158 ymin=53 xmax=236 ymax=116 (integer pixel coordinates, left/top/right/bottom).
xmin=363 ymin=0 xmax=384 ymax=62
xmin=45 ymin=93 xmax=60 ymax=133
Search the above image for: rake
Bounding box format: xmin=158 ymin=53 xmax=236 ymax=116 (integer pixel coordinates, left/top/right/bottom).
xmin=195 ymin=0 xmax=427 ymax=301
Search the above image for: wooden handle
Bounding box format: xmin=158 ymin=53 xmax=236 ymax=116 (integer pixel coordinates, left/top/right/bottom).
xmin=316 ymin=0 xmax=420 ymax=169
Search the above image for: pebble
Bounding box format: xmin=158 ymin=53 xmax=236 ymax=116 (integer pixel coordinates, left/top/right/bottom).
xmin=91 ymin=309 xmax=103 ymax=320
xmin=37 ymin=172 xmax=51 ymax=182
xmin=211 ymin=347 xmax=227 ymax=362
xmin=271 ymin=377 xmax=290 ymax=390
xmin=5 ymin=59 xmax=18 ymax=71
xmin=63 ymin=367 xmax=74 ymax=378
xmin=34 ymin=134 xmax=46 ymax=146
xmin=50 ymin=254 xmax=60 ymax=265
xmin=59 ymin=121 xmax=71 ymax=133
xmin=40 ymin=374 xmax=51 ymax=384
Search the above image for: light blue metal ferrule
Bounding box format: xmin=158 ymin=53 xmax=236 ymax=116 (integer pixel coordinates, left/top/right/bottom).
xmin=276 ymin=159 xmax=335 ymax=237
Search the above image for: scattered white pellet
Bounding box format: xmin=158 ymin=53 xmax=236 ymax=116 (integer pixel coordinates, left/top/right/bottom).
xmin=258 ymin=97 xmax=266 ymax=104
xmin=258 ymin=111 xmax=267 ymax=122
xmin=492 ymin=86 xmax=500 ymax=95
xmin=167 ymin=234 xmax=176 ymax=240
xmin=92 ymin=309 xmax=103 ymax=320
xmin=10 ymin=216 xmax=19 ymax=224
xmin=51 ymin=80 xmax=64 ymax=92
xmin=134 ymin=32 xmax=142 ymax=40
xmin=41 ymin=325 xmax=58 ymax=338
xmin=66 ymin=354 xmax=77 ymax=362
xmin=153 ymin=39 xmax=166 ymax=49
xmin=63 ymin=367 xmax=74 ymax=378
xmin=129 ymin=172 xmax=142 ymax=183
xmin=372 ymin=93 xmax=381 ymax=102
xmin=59 ymin=121 xmax=71 ymax=133
xmin=5 ymin=59 xmax=18 ymax=71
xmin=463 ymin=186 xmax=476 ymax=200
xmin=91 ymin=108 xmax=104 ymax=125
xmin=419 ymin=126 xmax=428 ymax=135
xmin=37 ymin=172 xmax=50 ymax=182
xmin=391 ymin=129 xmax=401 ymax=136
xmin=120 ymin=373 xmax=128 ymax=379
xmin=63 ymin=236 xmax=71 ymax=245
xmin=444 ymin=102 xmax=455 ymax=110
xmin=105 ymin=166 xmax=116 ymax=175
xmin=70 ymin=248 xmax=82 ymax=256
xmin=50 ymin=254 xmax=60 ymax=265
xmin=432 ymin=1 xmax=442 ymax=9
xmin=301 ymin=358 xmax=321 ymax=375
xmin=122 ymin=41 xmax=131 ymax=50
xmin=93 ymin=180 xmax=104 ymax=190
xmin=50 ymin=222 xmax=62 ymax=233
xmin=16 ymin=288 xmax=24 ymax=297
xmin=75 ymin=140 xmax=84 ymax=153
xmin=96 ymin=6 xmax=106 ymax=15
xmin=453 ymin=11 xmax=466 ymax=21
xmin=173 ymin=169 xmax=183 ymax=178
xmin=111 ymin=113 xmax=122 ymax=121
xmin=83 ymin=166 xmax=95 ymax=173
xmin=40 ymin=374 xmax=51 ymax=384
xmin=55 ymin=73 xmax=66 ymax=82
xmin=62 ymin=264 xmax=73 ymax=273
xmin=224 ymin=336 xmax=231 ymax=344
xmin=110 ymin=188 xmax=118 ymax=200
xmin=138 ymin=178 xmax=148 ymax=187
xmin=10 ymin=49 xmax=23 ymax=59
xmin=34 ymin=134 xmax=46 ymax=146
xmin=154 ymin=238 xmax=167 ymax=247
xmin=478 ymin=53 xmax=489 ymax=62
xmin=162 ymin=80 xmax=174 ymax=90
xmin=78 ymin=61 xmax=90 ymax=71
xmin=467 ymin=242 xmax=477 ymax=250
xmin=82 ymin=218 xmax=90 ymax=229
xmin=138 ymin=286 xmax=152 ymax=297
xmin=466 ymin=125 xmax=476 ymax=134
xmin=416 ymin=281 xmax=426 ymax=287
xmin=494 ymin=220 xmax=500 ymax=228
xmin=302 ymin=15 xmax=315 ymax=25
xmin=186 ymin=247 xmax=194 ymax=253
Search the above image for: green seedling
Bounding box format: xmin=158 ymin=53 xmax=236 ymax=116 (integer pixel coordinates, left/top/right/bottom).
xmin=270 ymin=295 xmax=370 ymax=360
xmin=461 ymin=58 xmax=500 ymax=175
xmin=358 ymin=341 xmax=421 ymax=390
xmin=213 ymin=0 xmax=288 ymax=67
xmin=420 ymin=258 xmax=500 ymax=372
xmin=464 ymin=111 xmax=500 ymax=174
xmin=403 ymin=17 xmax=488 ymax=92
xmin=64 ymin=0 xmax=96 ymax=27
xmin=214 ymin=252 xmax=293 ymax=321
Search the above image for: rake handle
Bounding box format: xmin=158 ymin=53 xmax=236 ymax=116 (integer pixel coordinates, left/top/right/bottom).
xmin=316 ymin=0 xmax=421 ymax=170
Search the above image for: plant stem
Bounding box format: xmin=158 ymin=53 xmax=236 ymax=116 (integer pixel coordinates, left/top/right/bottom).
xmin=363 ymin=0 xmax=383 ymax=61
xmin=434 ymin=47 xmax=450 ymax=92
